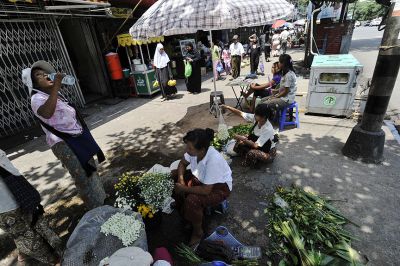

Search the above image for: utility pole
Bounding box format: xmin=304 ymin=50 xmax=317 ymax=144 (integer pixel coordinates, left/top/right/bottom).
xmin=304 ymin=1 xmax=322 ymax=68
xmin=342 ymin=0 xmax=400 ymax=163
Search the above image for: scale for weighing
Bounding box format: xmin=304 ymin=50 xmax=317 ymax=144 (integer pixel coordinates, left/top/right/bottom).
xmin=305 ymin=54 xmax=363 ymax=117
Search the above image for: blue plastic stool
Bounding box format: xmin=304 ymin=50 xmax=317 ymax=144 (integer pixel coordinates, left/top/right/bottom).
xmin=279 ymin=101 xmax=300 ymax=131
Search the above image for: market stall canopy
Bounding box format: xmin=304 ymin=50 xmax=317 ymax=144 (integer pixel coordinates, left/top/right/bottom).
xmin=108 ymin=0 xmax=156 ymax=8
xmin=117 ymin=33 xmax=164 ymax=46
xmin=272 ymin=19 xmax=286 ymax=29
xmin=284 ymin=22 xmax=294 ymax=28
xmin=129 ymin=0 xmax=294 ymax=40
xmin=294 ymin=19 xmax=306 ymax=26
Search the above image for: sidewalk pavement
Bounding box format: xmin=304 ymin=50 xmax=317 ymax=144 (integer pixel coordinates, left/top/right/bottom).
xmin=1 ymin=51 xmax=399 ymax=265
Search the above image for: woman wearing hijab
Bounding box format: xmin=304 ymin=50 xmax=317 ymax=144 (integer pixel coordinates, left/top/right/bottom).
xmin=0 ymin=149 xmax=62 ymax=265
xmin=184 ymin=42 xmax=202 ymax=94
xmin=22 ymin=60 xmax=106 ymax=210
xmin=154 ymin=43 xmax=176 ymax=99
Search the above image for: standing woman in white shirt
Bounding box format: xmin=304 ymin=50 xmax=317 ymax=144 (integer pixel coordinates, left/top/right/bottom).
xmin=222 ymin=104 xmax=278 ymax=167
xmin=271 ymin=30 xmax=281 ymax=57
xmin=229 ymin=35 xmax=245 ymax=79
xmin=173 ymin=128 xmax=232 ymax=247
xmin=0 ymin=149 xmax=62 ymax=265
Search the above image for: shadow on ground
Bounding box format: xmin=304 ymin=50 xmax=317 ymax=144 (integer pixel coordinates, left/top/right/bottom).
xmin=2 ymin=102 xmax=399 ymax=265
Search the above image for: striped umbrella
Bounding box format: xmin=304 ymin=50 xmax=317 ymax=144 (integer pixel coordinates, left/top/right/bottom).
xmin=129 ymin=0 xmax=294 ymax=115
xmin=129 ymin=0 xmax=294 ymax=39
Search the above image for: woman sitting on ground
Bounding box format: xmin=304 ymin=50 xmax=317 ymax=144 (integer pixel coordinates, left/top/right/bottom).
xmin=244 ymin=62 xmax=282 ymax=113
xmin=221 ymin=104 xmax=278 ymax=167
xmin=172 ymin=128 xmax=232 ymax=247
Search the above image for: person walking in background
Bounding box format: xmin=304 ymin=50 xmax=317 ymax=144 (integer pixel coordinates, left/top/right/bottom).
xmin=0 ymin=149 xmax=63 ymax=265
xmin=247 ymin=34 xmax=261 ymax=75
xmin=211 ymin=41 xmax=223 ymax=81
xmin=222 ymin=44 xmax=231 ymax=75
xmin=280 ymin=27 xmax=290 ymax=55
xmin=184 ymin=43 xmax=202 ymax=94
xmin=260 ymin=26 xmax=272 ymax=62
xmin=229 ymin=35 xmax=245 ymax=80
xmin=271 ymin=30 xmax=281 ymax=57
xmin=24 ymin=60 xmax=106 ymax=210
xmin=154 ymin=43 xmax=175 ymax=100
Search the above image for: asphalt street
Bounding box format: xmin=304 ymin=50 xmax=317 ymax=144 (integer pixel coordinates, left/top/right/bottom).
xmin=350 ymin=26 xmax=399 ymax=112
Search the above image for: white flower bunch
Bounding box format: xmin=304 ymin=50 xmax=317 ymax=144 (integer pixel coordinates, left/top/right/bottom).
xmin=114 ymin=196 xmax=136 ymax=210
xmin=217 ymin=123 xmax=230 ymax=141
xmin=138 ymin=172 xmax=174 ymax=210
xmin=100 ymin=212 xmax=143 ymax=247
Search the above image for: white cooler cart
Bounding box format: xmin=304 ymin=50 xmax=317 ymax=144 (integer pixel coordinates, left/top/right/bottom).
xmin=306 ymin=54 xmax=363 ymax=117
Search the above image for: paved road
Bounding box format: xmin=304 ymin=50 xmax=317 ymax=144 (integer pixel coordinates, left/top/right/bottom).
xmin=350 ymin=26 xmax=400 ymax=112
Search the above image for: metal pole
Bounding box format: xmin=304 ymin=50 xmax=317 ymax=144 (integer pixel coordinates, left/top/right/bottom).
xmin=209 ymin=30 xmax=217 ymax=94
xmin=139 ymin=44 xmax=145 ymax=65
xmin=209 ymin=30 xmax=219 ymax=117
xmin=342 ymin=2 xmax=400 ymax=163
xmin=126 ymin=46 xmax=134 ymax=73
xmin=146 ymin=43 xmax=151 ymax=61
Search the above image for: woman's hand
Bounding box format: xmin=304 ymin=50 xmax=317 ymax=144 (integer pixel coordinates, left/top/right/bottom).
xmin=52 ymin=73 xmax=65 ymax=90
xmin=234 ymin=134 xmax=246 ymax=141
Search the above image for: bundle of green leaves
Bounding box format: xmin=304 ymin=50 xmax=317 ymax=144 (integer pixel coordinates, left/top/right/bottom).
xmin=265 ymin=186 xmax=364 ymax=266
xmin=212 ymin=124 xmax=253 ymax=151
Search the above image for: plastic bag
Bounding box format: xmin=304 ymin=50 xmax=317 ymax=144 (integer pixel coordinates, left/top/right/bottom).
xmin=216 ymin=61 xmax=224 ymax=73
xmin=184 ymin=60 xmax=192 ymax=78
xmin=225 ymin=139 xmax=238 ymax=157
xmin=217 ymin=107 xmax=229 ymax=141
xmin=62 ymin=206 xmax=147 ymax=266
xmin=259 ymin=61 xmax=264 ymax=73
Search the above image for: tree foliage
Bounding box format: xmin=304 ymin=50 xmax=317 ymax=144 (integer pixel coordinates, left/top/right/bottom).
xmin=351 ymin=0 xmax=388 ymax=21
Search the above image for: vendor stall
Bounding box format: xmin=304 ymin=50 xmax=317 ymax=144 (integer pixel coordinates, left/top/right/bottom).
xmin=117 ymin=34 xmax=164 ymax=96
xmin=305 ymin=54 xmax=363 ymax=116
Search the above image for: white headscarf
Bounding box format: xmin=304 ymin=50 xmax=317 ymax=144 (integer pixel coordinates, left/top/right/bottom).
xmin=153 ymin=43 xmax=170 ymax=69
xmin=21 ymin=68 xmax=33 ymax=95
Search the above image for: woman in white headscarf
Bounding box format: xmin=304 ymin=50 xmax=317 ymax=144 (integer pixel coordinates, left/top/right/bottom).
xmin=154 ymin=43 xmax=176 ymax=99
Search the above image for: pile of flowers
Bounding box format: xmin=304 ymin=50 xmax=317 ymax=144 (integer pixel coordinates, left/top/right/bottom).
xmin=100 ymin=212 xmax=143 ymax=247
xmin=114 ymin=172 xmax=174 ymax=219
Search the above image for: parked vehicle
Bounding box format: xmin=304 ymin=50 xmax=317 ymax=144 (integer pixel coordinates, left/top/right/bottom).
xmin=364 ymin=20 xmax=371 ymax=26
xmin=370 ymin=18 xmax=382 ymax=26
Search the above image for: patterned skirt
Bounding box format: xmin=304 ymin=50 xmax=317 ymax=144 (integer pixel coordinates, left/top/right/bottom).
xmin=172 ymin=170 xmax=230 ymax=223
xmin=234 ymin=142 xmax=277 ymax=167
xmin=0 ymin=208 xmax=62 ymax=264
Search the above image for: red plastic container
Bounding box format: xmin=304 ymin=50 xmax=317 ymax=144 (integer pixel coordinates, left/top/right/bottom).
xmin=105 ymin=52 xmax=123 ymax=80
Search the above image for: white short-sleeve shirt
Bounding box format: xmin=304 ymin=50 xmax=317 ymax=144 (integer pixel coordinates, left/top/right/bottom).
xmin=241 ymin=113 xmax=276 ymax=149
xmin=184 ymin=146 xmax=232 ymax=191
xmin=229 ymin=42 xmax=245 ymax=56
